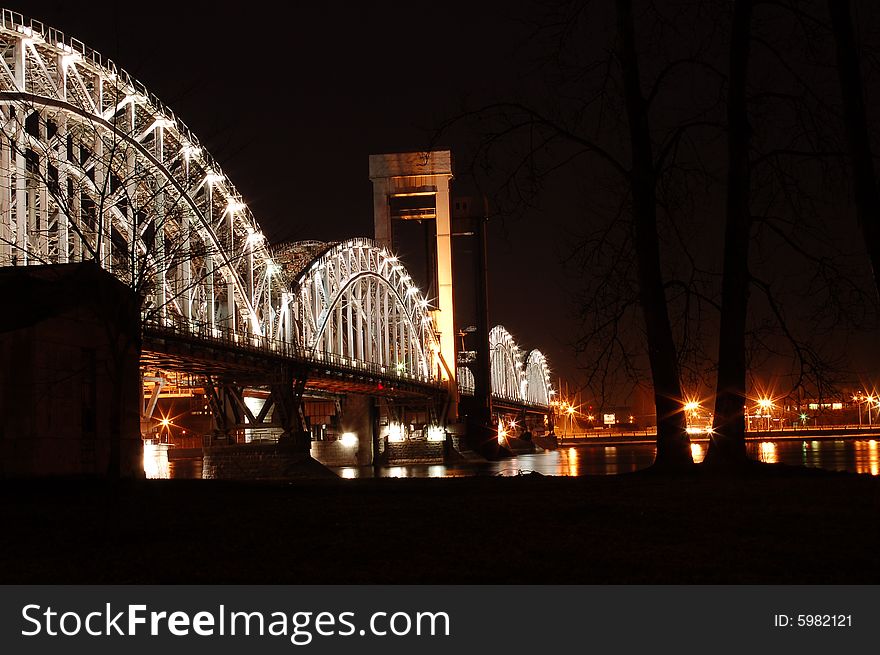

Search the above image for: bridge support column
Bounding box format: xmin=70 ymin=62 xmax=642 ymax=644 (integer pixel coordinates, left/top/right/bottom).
xmin=205 ymin=378 xmax=240 ymax=444
xmin=271 ymin=366 xmax=310 ymax=452
xmin=340 ymin=395 xmax=376 ymax=466
xmin=369 ymin=151 xmax=457 ymax=422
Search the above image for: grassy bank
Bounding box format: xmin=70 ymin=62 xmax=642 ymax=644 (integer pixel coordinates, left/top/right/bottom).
xmin=1 ymin=465 xmax=878 ymax=583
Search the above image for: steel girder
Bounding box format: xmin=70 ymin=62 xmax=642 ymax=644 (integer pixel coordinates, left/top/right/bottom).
xmin=0 ymin=11 xmax=277 ymax=343
xmin=0 ymin=11 xmax=554 ymax=408
xmin=524 ymin=349 xmax=553 ymax=406
xmin=286 ymin=238 xmax=440 ymax=383
xmin=488 ymin=325 xmax=554 ymax=407
xmin=489 ymin=325 xmax=523 ymax=402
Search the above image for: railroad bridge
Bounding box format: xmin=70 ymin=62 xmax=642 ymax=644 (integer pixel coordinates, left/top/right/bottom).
xmin=0 ymin=10 xmax=554 ymax=470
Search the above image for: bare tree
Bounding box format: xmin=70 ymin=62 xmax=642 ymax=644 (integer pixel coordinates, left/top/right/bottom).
xmin=440 ymin=0 xmax=880 ymax=473
xmin=705 ymin=0 xmax=754 ymax=466
xmin=439 ymin=2 xmax=736 ymax=470
xmin=613 ymin=0 xmax=693 ymax=468
xmin=828 ymin=0 xmax=880 ymax=298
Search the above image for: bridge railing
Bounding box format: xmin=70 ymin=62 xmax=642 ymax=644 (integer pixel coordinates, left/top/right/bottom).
xmin=141 ymin=315 xmax=442 ymax=387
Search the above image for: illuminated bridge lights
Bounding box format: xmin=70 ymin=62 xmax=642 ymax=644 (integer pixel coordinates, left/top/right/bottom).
xmin=0 ymin=10 xmax=554 ymax=411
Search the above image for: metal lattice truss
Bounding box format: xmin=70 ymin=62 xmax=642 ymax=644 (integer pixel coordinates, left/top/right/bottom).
xmin=457 ymin=366 xmax=475 ymax=396
xmin=284 ymin=239 xmax=441 ymax=381
xmin=0 ymin=11 xmax=552 ymax=399
xmin=0 ymin=11 xmax=277 ymax=340
xmin=524 ymin=349 xmax=552 ymax=406
xmin=488 ymin=325 xmax=553 ymax=406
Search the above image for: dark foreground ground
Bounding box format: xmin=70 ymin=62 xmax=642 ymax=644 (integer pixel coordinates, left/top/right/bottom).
xmin=1 ymin=465 xmax=878 ymax=583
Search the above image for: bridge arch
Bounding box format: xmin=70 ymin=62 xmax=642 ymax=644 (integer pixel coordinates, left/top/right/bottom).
xmin=0 ymin=11 xmax=282 ymax=339
xmin=524 ymin=349 xmax=552 ymax=406
xmin=284 ymin=238 xmax=441 ymax=380
xmin=489 ymin=325 xmax=524 ymax=402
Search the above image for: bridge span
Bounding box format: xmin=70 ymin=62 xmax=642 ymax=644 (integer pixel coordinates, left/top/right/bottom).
xmin=0 ymin=10 xmax=555 ymax=469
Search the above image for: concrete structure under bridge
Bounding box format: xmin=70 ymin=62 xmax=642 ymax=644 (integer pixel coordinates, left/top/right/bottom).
xmin=0 ymin=10 xmax=555 ymax=477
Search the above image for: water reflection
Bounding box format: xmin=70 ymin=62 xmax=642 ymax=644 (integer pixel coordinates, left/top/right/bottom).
xmin=757 ymin=441 xmax=777 ymax=464
xmin=332 ymin=445 xmax=657 ymax=479
xmin=567 ymin=448 xmax=579 ymax=476
xmin=143 ymin=442 xmax=170 ymax=479
xmin=855 ymin=439 xmax=879 ymax=476
xmin=336 ymin=439 xmax=880 ymax=478
xmin=154 ymin=437 xmax=880 ymax=479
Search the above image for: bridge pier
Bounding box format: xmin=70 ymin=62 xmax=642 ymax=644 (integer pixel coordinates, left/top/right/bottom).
xmin=203 ymin=364 xmax=311 ymax=450
xmin=340 ymin=394 xmax=376 ymax=466
xmin=205 ymin=378 xmax=239 ymax=445
xmin=270 ymin=367 xmax=311 ymax=451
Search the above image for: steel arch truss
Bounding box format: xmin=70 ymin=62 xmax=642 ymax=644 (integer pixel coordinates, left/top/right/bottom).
xmin=284 ymin=238 xmax=441 ymax=382
xmin=0 ymin=11 xmax=282 ymax=341
xmin=524 ymin=349 xmax=552 ymax=406
xmin=0 ymin=11 xmax=553 ymax=402
xmin=489 ymin=325 xmax=524 ymax=402
xmin=486 ymin=325 xmax=553 ymax=408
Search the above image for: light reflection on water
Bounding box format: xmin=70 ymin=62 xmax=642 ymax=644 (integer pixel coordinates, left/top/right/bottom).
xmin=336 ymin=438 xmax=880 ymax=479
xmin=758 ymin=441 xmax=777 ymax=464
xmin=855 ymin=439 xmax=878 ymax=476
xmin=339 ymin=444 xmax=658 ymax=478
xmin=143 ymin=442 xmax=169 ymax=479
xmin=156 ymin=438 xmax=880 ymax=479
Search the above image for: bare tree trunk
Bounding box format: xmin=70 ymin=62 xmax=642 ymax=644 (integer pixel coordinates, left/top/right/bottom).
xmin=828 ymin=0 xmax=880 ymax=299
xmin=706 ymin=0 xmax=753 ymax=467
xmin=615 ymin=0 xmax=692 ymax=469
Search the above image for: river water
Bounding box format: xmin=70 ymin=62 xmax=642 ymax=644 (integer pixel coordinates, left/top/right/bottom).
xmin=150 ymin=437 xmax=879 ymax=479
xmin=333 ymin=438 xmax=880 ymax=479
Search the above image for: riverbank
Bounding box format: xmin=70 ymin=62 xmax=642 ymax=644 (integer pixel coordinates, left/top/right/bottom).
xmin=558 ymin=428 xmax=880 ymax=446
xmin=1 ymin=464 xmax=877 ymax=584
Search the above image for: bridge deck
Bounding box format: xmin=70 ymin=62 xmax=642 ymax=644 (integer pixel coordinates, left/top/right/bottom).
xmin=141 ymin=321 xmax=447 ymax=400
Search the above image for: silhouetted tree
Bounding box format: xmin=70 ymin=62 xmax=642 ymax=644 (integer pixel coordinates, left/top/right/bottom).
xmin=706 ymin=0 xmax=754 ymax=467
xmin=828 ymin=0 xmax=880 ymax=298
xmin=615 ymin=0 xmax=692 ymax=468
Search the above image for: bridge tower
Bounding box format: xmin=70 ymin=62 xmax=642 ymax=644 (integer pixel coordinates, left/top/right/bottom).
xmin=369 ymin=151 xmax=457 ymax=417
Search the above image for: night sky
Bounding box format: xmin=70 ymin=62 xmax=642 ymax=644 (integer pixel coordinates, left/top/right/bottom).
xmin=9 ymin=0 xmax=577 ymax=380
xmin=9 ymin=0 xmax=880 ymax=407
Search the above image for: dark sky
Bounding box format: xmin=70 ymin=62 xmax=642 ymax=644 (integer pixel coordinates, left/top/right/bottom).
xmin=10 ymin=0 xmax=580 ymax=386
xmin=11 ymin=0 xmax=880 ymax=407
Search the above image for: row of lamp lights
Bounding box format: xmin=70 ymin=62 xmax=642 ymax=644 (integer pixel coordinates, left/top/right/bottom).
xmin=338 ymin=422 xmax=447 ymax=449
xmin=496 ymin=418 xmax=521 ymax=443
xmin=852 ymin=392 xmax=880 ymax=426
xmin=685 ymin=396 xmax=780 ymax=433
xmin=686 ymin=395 xmax=820 ymax=431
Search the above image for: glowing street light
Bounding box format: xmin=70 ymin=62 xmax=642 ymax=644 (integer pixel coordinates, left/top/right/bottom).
xmin=497 ymin=419 xmax=508 ymax=444
xmin=853 ymin=392 xmax=874 ymax=427
xmin=565 ymin=404 xmax=577 ymax=437
xmin=683 ymin=398 xmax=704 ymax=432
xmin=157 ymin=417 xmax=172 ymax=444
xmin=756 ymin=398 xmax=774 ymax=431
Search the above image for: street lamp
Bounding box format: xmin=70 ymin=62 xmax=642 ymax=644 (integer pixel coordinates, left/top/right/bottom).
xmin=853 ymin=394 xmax=863 ymax=426
xmin=757 ymin=398 xmax=774 ymax=431
xmin=683 ymin=399 xmax=701 ymax=432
